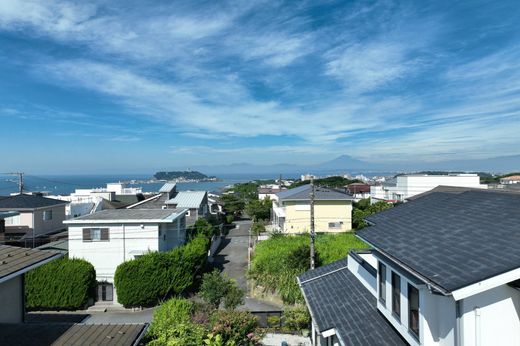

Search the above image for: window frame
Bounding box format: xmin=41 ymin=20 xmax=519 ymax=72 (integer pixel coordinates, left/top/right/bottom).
xmin=408 ymin=283 xmax=420 ymax=340
xmin=43 ymin=210 xmax=53 ymax=221
xmin=391 ymin=271 xmax=401 ymax=320
xmin=378 ymin=262 xmax=387 ymax=305
xmin=82 ymin=228 xmax=110 ymax=242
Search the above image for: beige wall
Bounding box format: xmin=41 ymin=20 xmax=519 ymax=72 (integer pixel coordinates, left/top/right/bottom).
xmin=0 ymin=275 xmax=24 ymax=323
xmin=32 ymin=206 xmax=67 ymax=236
xmin=282 ymin=200 xmax=352 ymax=234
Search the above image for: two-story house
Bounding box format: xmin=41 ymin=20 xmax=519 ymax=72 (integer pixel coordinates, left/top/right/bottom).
xmin=65 ymin=208 xmax=187 ymax=304
xmin=0 ymin=194 xmax=68 ymax=243
xmin=272 ymin=185 xmax=353 ymax=234
xmin=299 ymin=188 xmax=520 ymax=346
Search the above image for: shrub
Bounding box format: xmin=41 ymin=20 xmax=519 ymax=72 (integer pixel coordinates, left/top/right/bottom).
xmin=188 ymin=219 xmax=217 ymax=240
xmin=25 ymin=257 xmax=96 ymax=310
xmin=284 ymin=305 xmax=310 ymax=331
xmin=315 ymin=233 xmax=368 ymax=265
xmin=147 ymin=298 xmax=194 ymax=339
xmin=148 ymin=322 xmax=206 ymax=346
xmin=225 ymin=214 xmax=234 ymax=224
xmin=210 ymin=310 xmax=260 ymax=345
xmin=267 ymin=315 xmax=281 ymax=328
xmin=114 ymin=235 xmax=209 ymax=307
xmin=199 ymin=270 xmax=245 ymax=309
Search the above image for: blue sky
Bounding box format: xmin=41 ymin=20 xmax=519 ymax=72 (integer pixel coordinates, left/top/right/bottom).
xmin=1 ymin=0 xmax=519 ymax=173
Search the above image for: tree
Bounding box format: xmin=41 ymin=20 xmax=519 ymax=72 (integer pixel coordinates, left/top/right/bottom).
xmin=220 ymin=194 xmax=245 ymax=216
xmin=245 ymin=198 xmax=272 ymax=221
xmin=250 ymin=222 xmax=265 ymax=236
xmin=188 ymin=218 xmax=217 ymax=240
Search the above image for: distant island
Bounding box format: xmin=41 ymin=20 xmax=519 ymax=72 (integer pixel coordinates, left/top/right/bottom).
xmin=153 ymin=171 xmax=217 ymax=182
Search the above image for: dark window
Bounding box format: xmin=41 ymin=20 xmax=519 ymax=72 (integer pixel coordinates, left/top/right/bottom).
xmin=43 ymin=210 xmax=52 ymax=221
xmin=408 ymin=284 xmax=420 ymax=338
xmin=378 ymin=262 xmax=386 ymax=305
xmin=82 ymin=228 xmax=109 ymax=242
xmin=392 ymin=272 xmax=401 ymax=319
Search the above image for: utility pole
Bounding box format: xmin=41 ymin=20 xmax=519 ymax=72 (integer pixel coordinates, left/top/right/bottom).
xmin=279 ymin=174 xmax=282 ymax=190
xmin=2 ymin=172 xmax=24 ymax=194
xmin=310 ymin=176 xmax=316 ymax=270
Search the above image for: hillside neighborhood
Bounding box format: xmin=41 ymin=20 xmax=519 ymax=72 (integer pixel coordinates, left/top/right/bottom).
xmin=0 ymin=172 xmax=519 ymax=345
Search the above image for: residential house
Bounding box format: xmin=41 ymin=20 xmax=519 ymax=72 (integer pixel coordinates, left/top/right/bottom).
xmin=370 ymin=174 xmax=486 ymax=203
xmin=65 ymin=208 xmax=187 ymax=304
xmin=165 ymin=190 xmax=208 ymax=224
xmin=258 ymin=187 xmax=285 ymax=200
xmin=345 ymin=183 xmax=371 ymax=201
xmin=0 ymin=245 xmax=63 ymax=323
xmin=500 ymin=175 xmax=520 ymax=184
xmin=299 ymin=188 xmax=520 ymax=346
xmin=272 ymin=185 xmax=353 ymax=234
xmin=128 ymin=183 xmax=209 ymax=225
xmin=0 ymin=194 xmax=68 ymax=243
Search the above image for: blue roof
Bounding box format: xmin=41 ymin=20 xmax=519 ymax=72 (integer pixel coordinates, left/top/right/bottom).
xmin=277 ymin=184 xmax=352 ymax=201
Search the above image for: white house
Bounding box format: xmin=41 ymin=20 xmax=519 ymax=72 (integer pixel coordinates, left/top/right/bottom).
xmin=370 ymin=174 xmax=486 ymax=203
xmin=299 ymin=188 xmax=520 ymax=346
xmin=65 ymin=208 xmax=187 ymax=304
xmin=500 ymin=175 xmax=520 ymax=185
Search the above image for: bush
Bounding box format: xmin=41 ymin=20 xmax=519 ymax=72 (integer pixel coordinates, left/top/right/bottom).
xmin=284 ymin=305 xmax=310 ymax=331
xmin=210 ymin=310 xmax=260 ymax=345
xmin=25 ymin=257 xmax=96 ymax=310
xmin=199 ymin=270 xmax=245 ymax=309
xmin=114 ymin=235 xmax=209 ymax=307
xmin=148 ymin=298 xmax=194 ymax=339
xmin=315 ymin=233 xmax=368 ymax=265
xmin=188 ymin=219 xmax=218 ymax=240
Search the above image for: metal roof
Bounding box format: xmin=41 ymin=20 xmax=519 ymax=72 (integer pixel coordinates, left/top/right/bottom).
xmin=51 ymin=323 xmax=148 ymax=346
xmin=159 ymin=183 xmax=177 ymax=193
xmin=299 ymin=259 xmax=407 ymax=345
xmin=64 ymin=209 xmax=185 ymax=224
xmin=276 ymin=184 xmax=353 ymax=201
xmin=165 ymin=191 xmax=207 ymax=208
xmin=359 ymin=189 xmax=520 ymax=293
xmin=0 ymin=245 xmax=63 ymax=283
xmin=0 ymin=194 xmax=68 ymax=211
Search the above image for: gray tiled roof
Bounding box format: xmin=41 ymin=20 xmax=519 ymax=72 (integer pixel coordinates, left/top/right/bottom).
xmin=0 ymin=245 xmax=62 ymax=282
xmin=277 ymin=185 xmax=353 ymax=201
xmin=359 ymin=190 xmax=520 ymax=293
xmin=64 ymin=209 xmax=183 ymax=223
xmin=128 ymin=193 xmax=169 ymax=209
xmin=0 ymin=194 xmax=68 ymax=210
xmin=52 ymin=323 xmax=147 ymax=346
xmin=299 ymin=260 xmax=406 ymax=346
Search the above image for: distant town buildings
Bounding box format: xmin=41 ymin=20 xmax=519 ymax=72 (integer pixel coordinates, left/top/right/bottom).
xmin=370 ymin=173 xmax=486 ymax=203
xmin=272 ymin=185 xmax=353 ymax=234
xmin=500 ymin=175 xmax=520 ymax=184
xmin=345 ymin=182 xmax=371 ymax=201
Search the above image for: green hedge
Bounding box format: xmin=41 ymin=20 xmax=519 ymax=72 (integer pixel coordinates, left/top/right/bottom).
xmin=114 ymin=235 xmax=209 ymax=307
xmin=25 ymin=257 xmax=96 ymax=310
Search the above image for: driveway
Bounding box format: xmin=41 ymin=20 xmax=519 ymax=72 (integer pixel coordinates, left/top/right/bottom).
xmin=212 ymin=220 xmax=281 ymax=312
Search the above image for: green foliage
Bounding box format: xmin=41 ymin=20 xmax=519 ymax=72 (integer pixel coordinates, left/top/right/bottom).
xmin=199 ymin=270 xmax=244 ymax=309
xmin=220 ymin=194 xmax=246 ymax=216
xmin=250 ymin=222 xmax=265 ymax=236
xmin=154 ymin=171 xmax=212 ymax=181
xmin=25 ymin=257 xmax=96 ymax=310
xmin=245 ymin=198 xmax=272 ymax=221
xmin=249 ymin=233 xmax=368 ymax=304
xmin=114 ymin=236 xmax=209 ymax=307
xmin=267 ymin=315 xmax=281 ymax=328
xmin=148 ymin=298 xmax=194 ymax=339
xmin=290 ymin=176 xmax=360 ymax=189
xmin=188 ymin=218 xmax=217 ymax=240
xmin=210 ymin=310 xmax=260 ymax=345
xmin=231 ymin=182 xmax=259 ymax=201
xmin=225 ymin=214 xmax=235 ymax=224
xmin=352 ymin=200 xmax=393 ymax=229
xmin=283 ymin=305 xmax=311 ymax=331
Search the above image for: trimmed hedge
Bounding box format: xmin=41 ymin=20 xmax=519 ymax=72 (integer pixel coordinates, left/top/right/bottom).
xmin=114 ymin=235 xmax=209 ymax=307
xmin=25 ymin=257 xmax=96 ymax=310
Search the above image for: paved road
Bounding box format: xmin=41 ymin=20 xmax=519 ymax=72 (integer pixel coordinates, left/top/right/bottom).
xmin=212 ymin=220 xmax=281 ymax=311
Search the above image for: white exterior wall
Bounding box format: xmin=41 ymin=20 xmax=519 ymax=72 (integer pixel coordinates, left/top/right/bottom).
xmin=347 ymin=254 xmax=376 ymax=296
xmin=460 ymin=284 xmax=520 ymax=346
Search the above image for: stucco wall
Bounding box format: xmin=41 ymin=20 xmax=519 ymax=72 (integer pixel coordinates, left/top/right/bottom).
xmin=282 ymin=200 xmax=352 ymax=234
xmin=32 ymin=205 xmax=67 ymax=236
xmin=0 ymin=275 xmax=24 ymax=323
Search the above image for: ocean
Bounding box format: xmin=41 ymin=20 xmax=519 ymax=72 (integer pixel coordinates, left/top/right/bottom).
xmin=0 ymin=173 xmax=277 ymax=196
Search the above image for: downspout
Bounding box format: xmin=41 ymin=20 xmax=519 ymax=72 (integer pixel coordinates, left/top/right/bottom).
xmin=455 ymin=300 xmax=462 ymax=346
xmin=122 ymin=224 xmax=126 ymax=262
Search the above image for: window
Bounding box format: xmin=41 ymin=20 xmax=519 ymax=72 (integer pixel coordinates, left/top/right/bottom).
xmin=392 ymin=272 xmax=401 ymax=319
xmin=378 ymin=262 xmax=386 ymax=305
xmin=408 ymin=284 xmax=420 ymax=338
xmin=82 ymin=228 xmax=109 ymax=242
xmin=43 ymin=210 xmax=52 ymax=221
xmin=328 ymin=221 xmax=343 ymax=229
xmin=4 ymin=214 xmax=20 ymax=225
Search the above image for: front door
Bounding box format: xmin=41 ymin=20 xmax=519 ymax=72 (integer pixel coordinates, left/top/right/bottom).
xmin=97 ymin=282 xmax=113 ymax=301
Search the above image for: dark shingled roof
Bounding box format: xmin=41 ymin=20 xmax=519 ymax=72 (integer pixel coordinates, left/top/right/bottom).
xmin=359 ymin=190 xmax=520 ymax=293
xmin=277 ymin=184 xmax=353 ymax=201
xmin=65 ymin=209 xmax=182 ymax=222
xmin=299 ymin=259 xmax=406 ymax=346
xmin=0 ymin=194 xmax=68 ymax=210
xmin=0 ymin=245 xmax=62 ymax=282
